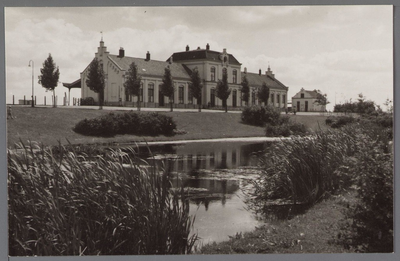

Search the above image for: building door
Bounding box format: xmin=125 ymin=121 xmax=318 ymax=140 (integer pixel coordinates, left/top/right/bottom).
xmin=159 ymin=90 xmax=164 ymax=106
xmin=210 ymin=89 xmax=215 ymax=107
xmin=232 ymin=90 xmax=237 ymax=107
xmin=297 ymin=101 xmax=300 ymax=112
xmin=305 ymin=101 xmax=308 ymax=112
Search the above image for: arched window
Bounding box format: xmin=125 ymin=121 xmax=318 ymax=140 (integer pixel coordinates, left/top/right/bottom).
xmin=211 ymin=67 xmax=216 ymax=82
xmin=233 ymin=70 xmax=237 ymax=83
xmin=178 ymin=85 xmax=184 ymax=104
xmin=148 ymin=83 xmax=154 ymax=103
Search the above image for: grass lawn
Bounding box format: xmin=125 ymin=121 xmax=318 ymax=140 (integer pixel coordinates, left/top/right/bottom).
xmin=7 ymin=106 xmax=329 ymax=147
xmin=199 ymin=191 xmax=357 ymax=254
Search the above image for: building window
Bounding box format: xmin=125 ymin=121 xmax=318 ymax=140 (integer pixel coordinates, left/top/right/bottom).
xmin=188 ymin=88 xmax=193 ymax=104
xmin=301 ymin=93 xmax=304 ymax=98
xmin=233 ymin=70 xmax=237 ymax=83
xmin=222 ymin=67 xmax=227 ymax=78
xmin=148 ymin=83 xmax=154 ymax=103
xmin=271 ymin=93 xmax=274 ymax=104
xmin=179 ymin=85 xmax=184 ymax=104
xmin=251 ymin=90 xmax=256 ymax=105
xmin=277 ymin=94 xmax=280 ymax=106
xmin=211 ymin=67 xmax=216 ymax=81
xmin=140 ymin=82 xmax=143 ymax=102
xmin=283 ymin=94 xmax=286 ymax=105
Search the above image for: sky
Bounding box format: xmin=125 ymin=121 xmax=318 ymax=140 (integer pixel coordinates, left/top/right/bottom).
xmin=4 ymin=5 xmax=393 ymax=110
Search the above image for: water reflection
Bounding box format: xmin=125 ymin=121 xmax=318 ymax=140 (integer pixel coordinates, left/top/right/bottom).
xmin=133 ymin=141 xmax=270 ymax=244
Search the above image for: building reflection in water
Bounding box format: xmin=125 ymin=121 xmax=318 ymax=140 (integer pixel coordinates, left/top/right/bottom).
xmin=136 ymin=141 xmax=269 ymax=210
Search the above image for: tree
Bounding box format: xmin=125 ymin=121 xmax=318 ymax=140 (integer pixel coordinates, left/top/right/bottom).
xmin=86 ymin=58 xmax=105 ymax=110
xmin=124 ymin=62 xmax=142 ymax=111
xmin=314 ymin=90 xmax=330 ymax=111
xmin=257 ymin=82 xmax=270 ymax=106
xmin=189 ymin=69 xmax=203 ymax=112
xmin=160 ymin=66 xmax=175 ymax=112
xmin=240 ymin=75 xmax=250 ymax=106
xmin=39 ymin=54 xmax=60 ymax=108
xmin=215 ymin=69 xmax=231 ymax=113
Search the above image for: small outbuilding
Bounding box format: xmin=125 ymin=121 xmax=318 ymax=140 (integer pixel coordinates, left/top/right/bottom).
xmin=292 ymin=88 xmax=326 ymax=112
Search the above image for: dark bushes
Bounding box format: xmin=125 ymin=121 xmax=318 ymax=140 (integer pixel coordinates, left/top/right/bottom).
xmin=241 ymin=105 xmax=281 ymax=127
xmin=326 ymin=116 xmax=355 ymax=128
xmin=73 ymin=112 xmax=176 ymax=137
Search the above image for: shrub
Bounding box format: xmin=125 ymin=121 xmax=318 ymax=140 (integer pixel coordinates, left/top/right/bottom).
xmin=241 ymin=105 xmax=281 ymax=127
xmin=336 ymin=135 xmax=393 ymax=252
xmin=8 ymin=142 xmax=197 ymax=256
xmin=73 ymin=112 xmax=176 ymax=137
xmin=265 ymin=120 xmax=307 ymax=137
xmin=329 ymin=116 xmax=355 ymax=128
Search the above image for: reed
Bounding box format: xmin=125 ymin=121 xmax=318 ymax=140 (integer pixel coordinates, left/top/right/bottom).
xmin=8 ymin=141 xmax=197 ymax=256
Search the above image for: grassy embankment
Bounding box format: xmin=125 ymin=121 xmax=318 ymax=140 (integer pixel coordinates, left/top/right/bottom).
xmin=6 ymin=106 xmax=329 ymax=146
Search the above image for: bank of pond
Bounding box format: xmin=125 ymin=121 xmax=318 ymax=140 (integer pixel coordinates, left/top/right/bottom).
xmin=8 ymin=120 xmax=393 ymax=255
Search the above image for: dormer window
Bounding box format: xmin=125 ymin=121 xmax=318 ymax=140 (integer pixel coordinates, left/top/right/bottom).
xmin=233 ymin=70 xmax=237 ymax=84
xmin=301 ymin=93 xmax=304 ymax=98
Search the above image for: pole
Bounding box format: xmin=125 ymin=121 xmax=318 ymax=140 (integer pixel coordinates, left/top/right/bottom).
xmin=29 ymin=60 xmax=34 ymax=107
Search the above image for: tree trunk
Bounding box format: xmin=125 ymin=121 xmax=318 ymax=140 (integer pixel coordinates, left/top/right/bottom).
xmin=198 ymin=98 xmax=201 ymax=112
xmin=99 ymin=90 xmax=103 ymax=110
xmin=53 ymin=90 xmax=56 ymax=108
xmin=137 ymin=95 xmax=141 ymax=111
xmin=170 ymin=100 xmax=173 ymax=112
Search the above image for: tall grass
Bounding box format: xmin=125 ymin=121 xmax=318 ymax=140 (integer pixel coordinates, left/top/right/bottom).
xmin=248 ymin=128 xmax=358 ymax=212
xmin=8 ymin=141 xmax=197 ymax=256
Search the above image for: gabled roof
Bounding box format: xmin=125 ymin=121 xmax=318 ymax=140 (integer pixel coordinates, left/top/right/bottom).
xmin=169 ymin=49 xmax=241 ymax=65
xmin=241 ymin=72 xmax=288 ymax=91
xmin=292 ymin=89 xmax=319 ymax=99
xmin=108 ymin=54 xmax=191 ymax=80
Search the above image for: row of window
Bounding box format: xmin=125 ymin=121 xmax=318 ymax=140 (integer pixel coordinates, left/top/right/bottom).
xmin=125 ymin=83 xmax=193 ymax=104
xmin=210 ymin=67 xmax=237 ymax=83
xmin=250 ymin=93 xmax=286 ymax=105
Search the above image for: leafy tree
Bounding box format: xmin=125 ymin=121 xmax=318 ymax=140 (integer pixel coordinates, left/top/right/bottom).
xmin=39 ymin=54 xmax=60 ymax=108
xmin=314 ymin=90 xmax=330 ymax=111
xmin=160 ymin=66 xmax=175 ymax=112
xmin=124 ymin=62 xmax=142 ymax=111
xmin=257 ymin=82 xmax=270 ymax=105
xmin=215 ymin=69 xmax=231 ymax=112
xmin=189 ymin=68 xmax=203 ymax=112
xmin=240 ymin=75 xmax=250 ymax=106
xmin=86 ymin=58 xmax=105 ymax=110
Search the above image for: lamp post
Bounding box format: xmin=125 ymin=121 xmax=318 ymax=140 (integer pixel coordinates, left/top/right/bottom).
xmin=28 ymin=60 xmax=34 ymax=107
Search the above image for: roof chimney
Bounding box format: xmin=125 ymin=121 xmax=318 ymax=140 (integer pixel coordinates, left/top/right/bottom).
xmin=244 ymin=67 xmax=247 ymax=74
xmin=206 ymin=43 xmax=210 ymax=50
xmin=197 ymin=47 xmax=200 ymax=50
xmin=186 ymin=45 xmax=189 ymax=51
xmin=118 ymin=47 xmax=125 ymax=58
xmin=259 ymin=69 xmax=261 ymax=75
xmin=145 ymin=51 xmax=150 ymax=61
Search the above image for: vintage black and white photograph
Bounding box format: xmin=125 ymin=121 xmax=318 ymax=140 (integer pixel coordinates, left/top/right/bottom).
xmin=5 ymin=5 xmax=394 ymax=256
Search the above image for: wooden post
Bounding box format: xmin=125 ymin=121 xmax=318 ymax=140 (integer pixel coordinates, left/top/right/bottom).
xmin=44 ymin=96 xmax=46 ymax=106
xmin=24 ymin=95 xmax=26 ymax=105
xmin=35 ymin=96 xmax=36 ymax=106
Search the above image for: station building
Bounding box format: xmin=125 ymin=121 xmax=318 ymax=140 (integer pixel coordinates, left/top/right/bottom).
xmin=75 ymin=40 xmax=289 ymax=109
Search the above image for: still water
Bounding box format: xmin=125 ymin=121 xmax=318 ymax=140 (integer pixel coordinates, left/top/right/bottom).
xmin=135 ymin=141 xmax=271 ymax=245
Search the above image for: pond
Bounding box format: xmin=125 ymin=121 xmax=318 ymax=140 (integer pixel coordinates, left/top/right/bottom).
xmin=133 ymin=141 xmax=271 ymax=245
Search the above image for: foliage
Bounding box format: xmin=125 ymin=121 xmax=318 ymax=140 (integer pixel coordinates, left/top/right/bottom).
xmin=335 ymin=130 xmax=393 ymax=252
xmin=313 ymin=90 xmax=329 ymax=106
xmin=160 ymin=66 xmax=175 ymax=112
xmin=39 ymin=54 xmax=60 ymax=107
xmin=265 ymin=121 xmax=307 ymax=137
xmin=8 ymin=142 xmax=197 ymax=256
xmin=248 ymin=128 xmax=359 ymax=211
xmin=124 ymin=62 xmax=142 ymax=111
xmin=215 ymin=69 xmax=231 ymax=112
xmin=257 ymin=82 xmax=270 ymax=105
xmin=86 ymin=58 xmax=105 ymax=110
xmin=326 ymin=116 xmax=355 ymax=128
xmin=241 ymin=105 xmax=282 ymax=127
xmin=334 ymin=93 xmax=375 ymax=114
xmin=189 ymin=69 xmax=203 ymax=112
xmin=240 ymin=75 xmax=250 ymax=105
xmin=73 ymin=112 xmax=177 ymax=137
xmin=80 ymin=97 xmax=95 ymax=106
